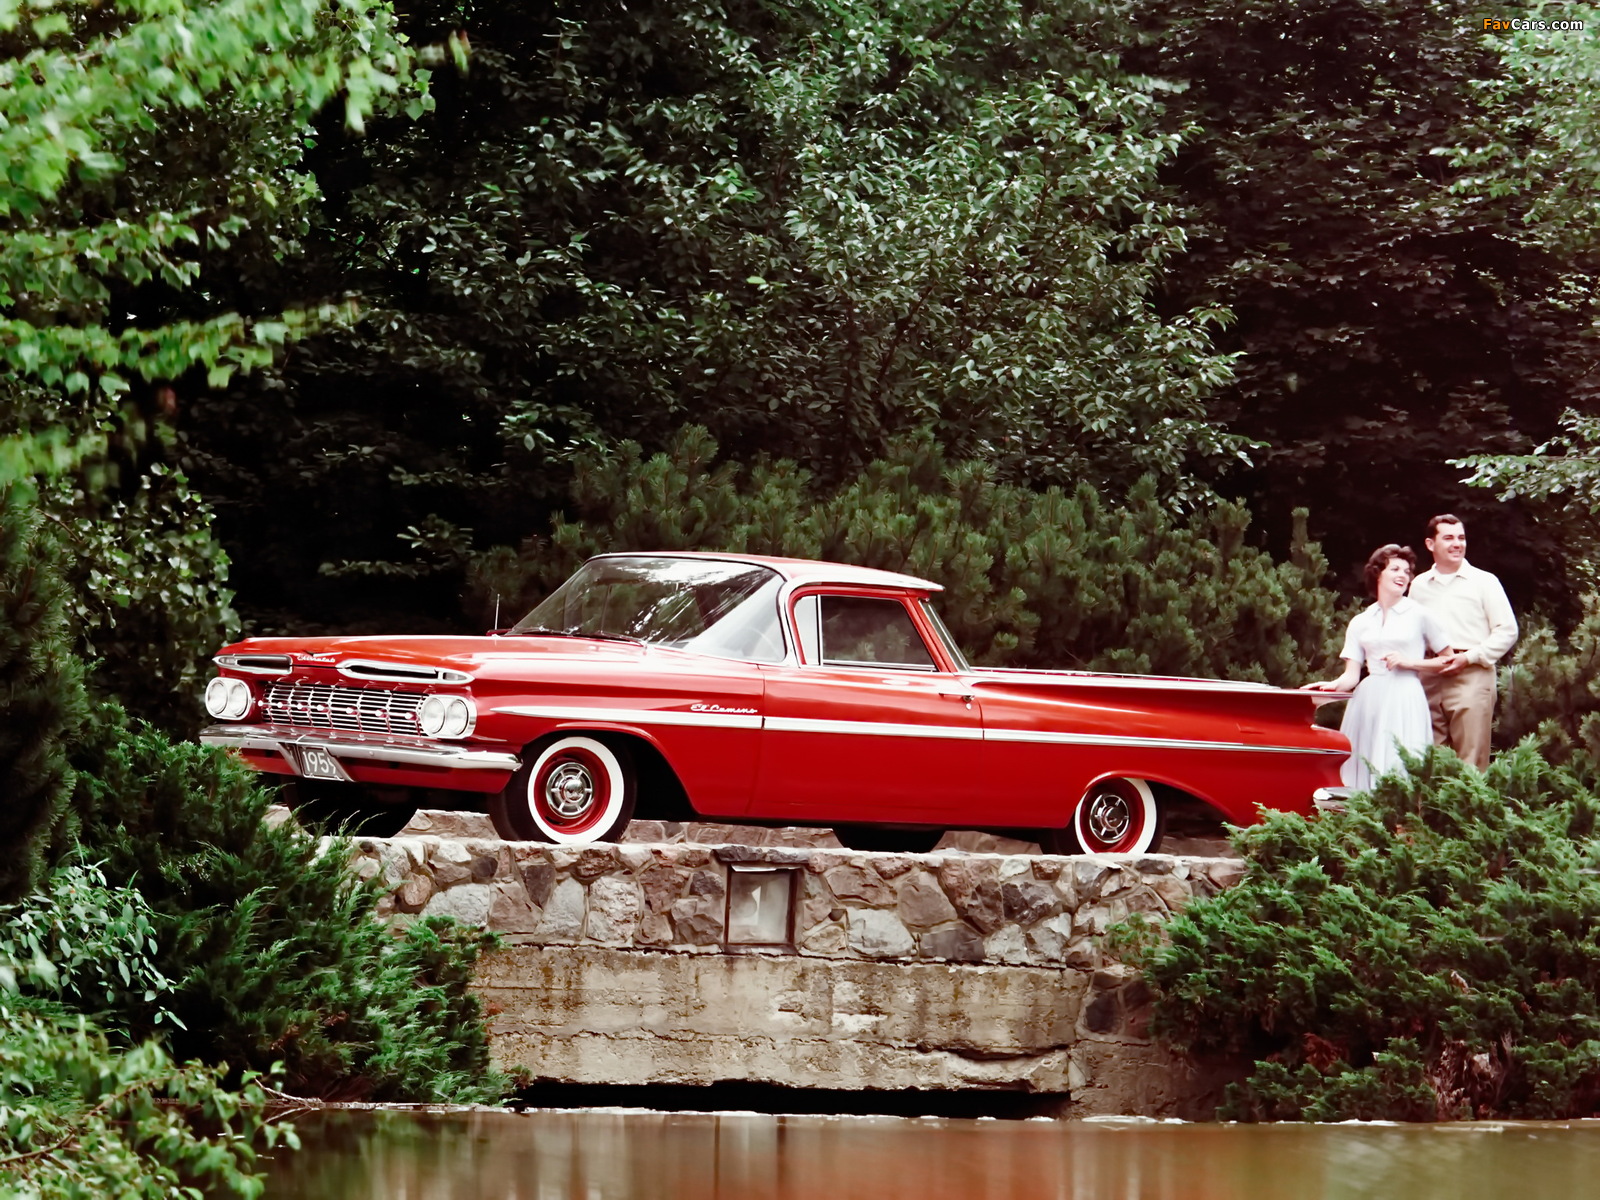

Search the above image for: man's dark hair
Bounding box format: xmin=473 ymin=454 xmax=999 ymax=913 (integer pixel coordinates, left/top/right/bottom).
xmin=1426 ymin=513 xmax=1465 ymax=540
xmin=1363 ymin=543 xmax=1417 ymax=597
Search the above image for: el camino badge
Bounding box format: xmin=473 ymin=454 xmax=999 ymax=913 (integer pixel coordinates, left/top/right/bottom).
xmin=690 ymin=702 xmax=758 ymax=715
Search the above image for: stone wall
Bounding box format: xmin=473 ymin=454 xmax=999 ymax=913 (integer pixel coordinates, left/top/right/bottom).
xmin=344 ymin=813 xmax=1246 ymax=1117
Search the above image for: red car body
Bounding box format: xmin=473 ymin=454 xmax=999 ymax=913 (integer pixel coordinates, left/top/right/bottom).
xmin=199 ymin=552 xmax=1349 ymax=853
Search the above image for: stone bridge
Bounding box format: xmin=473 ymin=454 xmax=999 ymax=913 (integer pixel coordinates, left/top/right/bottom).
xmin=343 ymin=813 xmax=1246 ymax=1117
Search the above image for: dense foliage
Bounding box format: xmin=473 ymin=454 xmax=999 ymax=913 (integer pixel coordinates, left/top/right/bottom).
xmin=69 ymin=704 xmax=498 ymax=1102
xmin=177 ymin=0 xmax=1250 ymax=630
xmin=1123 ymin=745 xmax=1600 ymax=1121
xmin=465 ymin=426 xmax=1339 ymax=683
xmin=0 ymin=0 xmax=421 ymax=721
xmin=0 ymin=489 xmax=87 ymax=904
xmin=0 ymin=866 xmax=284 ymax=1198
xmin=1134 ymin=0 xmax=1600 ymax=612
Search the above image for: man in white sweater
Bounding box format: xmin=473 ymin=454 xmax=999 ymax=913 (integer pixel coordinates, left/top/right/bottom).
xmin=1410 ymin=514 xmax=1518 ymax=770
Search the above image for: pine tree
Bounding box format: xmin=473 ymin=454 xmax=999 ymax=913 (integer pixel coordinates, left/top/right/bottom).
xmin=0 ymin=488 xmax=89 ymax=902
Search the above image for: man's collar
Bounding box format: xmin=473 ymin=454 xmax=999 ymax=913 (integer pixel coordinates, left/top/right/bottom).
xmin=1419 ymin=560 xmax=1475 ymax=582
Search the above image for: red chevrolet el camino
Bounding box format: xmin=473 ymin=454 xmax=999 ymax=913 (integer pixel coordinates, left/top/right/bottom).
xmin=199 ymin=552 xmax=1349 ymax=853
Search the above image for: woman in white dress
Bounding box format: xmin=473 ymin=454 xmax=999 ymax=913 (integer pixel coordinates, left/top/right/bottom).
xmin=1305 ymin=545 xmax=1451 ymax=790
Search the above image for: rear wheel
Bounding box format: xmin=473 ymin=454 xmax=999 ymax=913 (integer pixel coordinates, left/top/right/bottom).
xmin=490 ymin=736 xmax=636 ymax=844
xmin=832 ymin=826 xmax=944 ymax=854
xmin=1041 ymin=778 xmax=1164 ymax=855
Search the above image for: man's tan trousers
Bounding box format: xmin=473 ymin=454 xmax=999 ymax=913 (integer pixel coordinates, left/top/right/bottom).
xmin=1423 ymin=664 xmax=1496 ymax=770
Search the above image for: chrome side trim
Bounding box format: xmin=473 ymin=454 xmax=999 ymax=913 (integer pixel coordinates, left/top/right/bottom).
xmin=199 ymin=725 xmax=521 ymax=772
xmin=491 ymin=705 xmax=1344 ymax=756
xmin=984 ymin=728 xmax=1347 ymax=756
xmin=765 ymin=715 xmax=983 ymax=741
xmin=493 ymin=704 xmax=763 ymax=731
xmin=338 ymin=659 xmax=472 ymax=684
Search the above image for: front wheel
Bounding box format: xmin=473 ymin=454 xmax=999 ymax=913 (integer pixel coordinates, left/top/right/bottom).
xmin=1041 ymin=778 xmax=1164 ymax=855
xmin=489 ymin=736 xmax=636 ymax=844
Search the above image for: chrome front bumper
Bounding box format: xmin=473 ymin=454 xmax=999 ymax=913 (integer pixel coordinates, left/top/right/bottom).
xmin=199 ymin=723 xmax=522 ymax=774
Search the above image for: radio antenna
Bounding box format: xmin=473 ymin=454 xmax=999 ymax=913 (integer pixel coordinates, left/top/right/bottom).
xmin=493 ymin=593 xmax=501 ymax=631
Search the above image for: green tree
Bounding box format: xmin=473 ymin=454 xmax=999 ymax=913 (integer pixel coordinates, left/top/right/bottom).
xmin=177 ymin=0 xmax=1248 ymax=632
xmin=0 ymin=0 xmax=422 ymax=720
xmin=0 ymin=489 xmax=88 ymax=904
xmin=1121 ymin=744 xmax=1600 ymax=1121
xmin=1129 ymin=0 xmax=1600 ymax=612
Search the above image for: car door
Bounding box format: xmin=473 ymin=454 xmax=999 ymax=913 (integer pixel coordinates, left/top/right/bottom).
xmin=754 ymin=590 xmax=982 ymax=822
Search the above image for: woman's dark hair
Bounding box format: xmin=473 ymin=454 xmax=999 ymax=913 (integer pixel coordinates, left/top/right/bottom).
xmin=1363 ymin=543 xmax=1417 ymax=597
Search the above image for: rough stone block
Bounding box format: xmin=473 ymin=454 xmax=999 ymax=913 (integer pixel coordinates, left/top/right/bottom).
xmin=488 ymin=880 xmax=541 ymax=933
xmin=670 ymin=896 xmax=723 ymax=945
xmin=847 ymin=909 xmax=914 ymax=959
xmin=638 ymin=865 xmax=686 ymax=913
xmin=422 ymin=882 xmax=492 ymax=926
xmin=687 ymin=869 xmax=725 ymax=899
xmin=798 ymin=918 xmax=848 ymax=956
xmin=917 ymin=924 xmax=985 ymax=963
xmin=871 ymin=855 xmax=916 ymax=880
xmin=896 ymin=872 xmax=958 ymax=929
xmin=586 ymin=876 xmax=642 ymax=943
xmin=519 ymin=862 xmax=557 ymax=909
xmin=573 ymin=848 xmax=618 ymax=882
xmin=637 ymin=912 xmax=674 ymax=946
xmin=1026 ymin=913 xmax=1074 ymax=963
xmin=534 ymin=878 xmax=587 ymax=940
xmin=1001 ymin=879 xmax=1059 ymax=926
xmin=982 ymin=925 xmax=1030 ymax=965
xmin=616 ymin=845 xmax=654 ymax=871
xmin=394 ymin=875 xmax=434 ymax=914
xmin=937 ymin=859 xmax=1005 ymax=934
xmin=823 ymin=864 xmax=893 ymax=906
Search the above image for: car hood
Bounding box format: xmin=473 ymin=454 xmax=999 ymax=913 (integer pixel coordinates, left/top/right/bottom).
xmin=217 ymin=633 xmax=655 ymax=676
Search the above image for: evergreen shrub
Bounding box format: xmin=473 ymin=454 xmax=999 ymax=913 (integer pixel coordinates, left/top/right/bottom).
xmin=468 ymin=426 xmax=1340 ymax=685
xmin=1119 ymin=743 xmax=1600 ymax=1120
xmin=69 ymin=703 xmax=499 ymax=1102
xmin=0 ymin=487 xmax=89 ymax=904
xmin=0 ymin=866 xmax=280 ymax=1198
xmin=1495 ymin=605 xmax=1600 ymax=760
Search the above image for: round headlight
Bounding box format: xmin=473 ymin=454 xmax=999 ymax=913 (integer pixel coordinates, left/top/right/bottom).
xmin=205 ymin=676 xmax=252 ymax=720
xmin=440 ymin=696 xmax=472 ymax=739
xmin=418 ymin=695 xmax=473 ymax=739
xmin=418 ymin=695 xmax=449 ymax=737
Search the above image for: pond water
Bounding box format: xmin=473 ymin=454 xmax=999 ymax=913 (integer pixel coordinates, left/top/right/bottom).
xmin=262 ymin=1107 xmax=1600 ymax=1199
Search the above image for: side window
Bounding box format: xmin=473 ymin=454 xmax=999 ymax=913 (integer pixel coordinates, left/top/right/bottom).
xmin=804 ymin=595 xmax=935 ymax=669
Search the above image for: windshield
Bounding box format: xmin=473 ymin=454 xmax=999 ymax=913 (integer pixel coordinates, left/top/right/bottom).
xmin=511 ymin=556 xmax=787 ymax=662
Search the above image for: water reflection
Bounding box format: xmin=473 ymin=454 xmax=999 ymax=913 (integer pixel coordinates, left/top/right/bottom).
xmin=263 ymin=1108 xmax=1600 ymax=1200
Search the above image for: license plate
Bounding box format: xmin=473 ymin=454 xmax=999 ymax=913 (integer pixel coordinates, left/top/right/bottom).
xmin=293 ymin=745 xmax=351 ymax=782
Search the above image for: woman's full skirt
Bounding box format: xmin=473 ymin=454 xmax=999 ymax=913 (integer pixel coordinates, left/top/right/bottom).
xmin=1339 ymin=669 xmax=1432 ymax=791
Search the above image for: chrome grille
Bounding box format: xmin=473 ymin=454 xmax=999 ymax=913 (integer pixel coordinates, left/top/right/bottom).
xmin=262 ymin=681 xmax=426 ymax=736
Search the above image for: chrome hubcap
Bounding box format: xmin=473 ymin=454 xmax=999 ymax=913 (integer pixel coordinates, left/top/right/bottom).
xmin=543 ymin=761 xmax=595 ymax=819
xmin=1086 ymin=790 xmax=1133 ymax=845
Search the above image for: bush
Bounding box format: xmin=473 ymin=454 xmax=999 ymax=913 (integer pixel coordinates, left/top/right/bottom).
xmin=42 ymin=468 xmax=239 ymax=735
xmin=466 ymin=426 xmax=1341 ymax=685
xmin=0 ymin=487 xmax=90 ymax=904
xmin=0 ymin=867 xmax=281 ymax=1199
xmin=68 ymin=704 xmax=498 ymax=1101
xmin=1120 ymin=743 xmax=1600 ymax=1120
xmin=1496 ymin=604 xmax=1600 ymax=761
